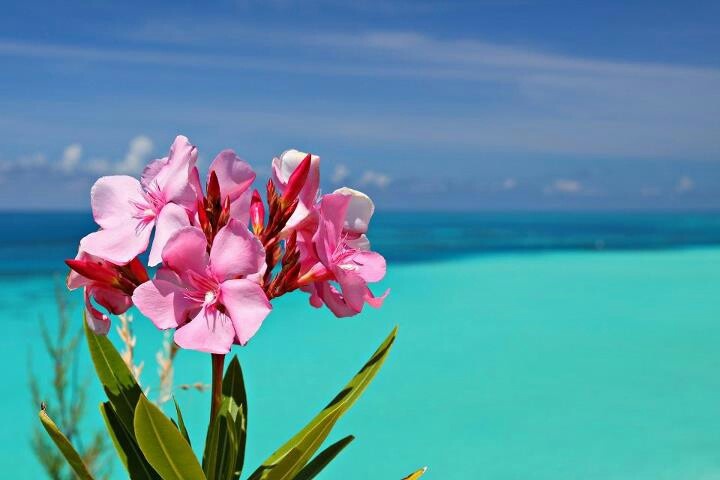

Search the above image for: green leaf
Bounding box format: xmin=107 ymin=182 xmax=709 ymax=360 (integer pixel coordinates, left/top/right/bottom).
xmin=402 ymin=467 xmax=428 ymax=480
xmin=293 ymin=435 xmax=354 ymax=480
xmin=84 ymin=315 xmax=143 ymax=434
xmin=203 ymin=412 xmax=237 ymax=480
xmin=203 ymin=355 xmax=248 ymax=480
xmin=173 ymin=397 xmax=191 ymax=446
xmin=222 ymin=356 xmax=247 ymax=479
xmin=248 ymin=326 xmax=398 ymax=480
xmin=134 ymin=396 xmax=206 ymax=480
xmin=38 ymin=409 xmax=94 ymax=480
xmin=99 ymin=402 xmax=160 ymax=480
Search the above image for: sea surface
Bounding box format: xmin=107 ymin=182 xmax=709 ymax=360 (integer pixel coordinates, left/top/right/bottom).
xmin=2 ymin=211 xmax=720 ymax=479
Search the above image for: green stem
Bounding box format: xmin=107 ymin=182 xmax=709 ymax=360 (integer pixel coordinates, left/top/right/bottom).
xmin=209 ymin=353 xmax=225 ymax=424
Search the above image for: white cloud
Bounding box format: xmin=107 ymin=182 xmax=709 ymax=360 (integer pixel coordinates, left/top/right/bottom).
xmin=0 ymin=136 xmax=153 ymax=177
xmin=59 ymin=143 xmax=82 ymax=172
xmin=544 ymin=178 xmax=582 ymax=195
xmin=675 ymin=175 xmax=695 ymax=193
xmin=115 ymin=135 xmax=154 ymax=174
xmin=86 ymin=158 xmax=112 ymax=174
xmin=1 ymin=30 xmax=719 ymax=158
xmin=359 ymin=170 xmax=391 ymax=189
xmin=331 ymin=164 xmax=350 ymax=183
xmin=17 ymin=153 xmax=47 ymax=169
xmin=502 ymin=178 xmax=517 ymax=190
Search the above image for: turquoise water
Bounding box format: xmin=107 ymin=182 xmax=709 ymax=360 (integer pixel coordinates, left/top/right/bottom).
xmin=4 ymin=243 xmax=720 ymax=478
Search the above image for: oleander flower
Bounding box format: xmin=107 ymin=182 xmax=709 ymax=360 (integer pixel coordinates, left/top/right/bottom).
xmin=272 ymin=149 xmax=320 ymax=230
xmin=132 ymin=220 xmax=271 ymax=353
xmin=66 ymin=250 xmax=148 ymax=334
xmin=299 ymin=191 xmax=388 ymax=317
xmin=80 ymin=135 xmax=197 ymax=266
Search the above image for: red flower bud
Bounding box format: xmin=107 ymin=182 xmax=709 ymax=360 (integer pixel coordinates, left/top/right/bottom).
xmin=206 ymin=170 xmax=221 ymax=207
xmin=66 ymin=259 xmax=118 ymax=285
xmin=126 ymin=257 xmax=149 ymax=284
xmin=250 ymin=189 xmax=264 ymax=235
xmin=282 ymin=153 xmax=311 ymax=206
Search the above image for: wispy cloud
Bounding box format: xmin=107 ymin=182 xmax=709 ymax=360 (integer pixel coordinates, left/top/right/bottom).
xmin=0 ymin=135 xmax=154 ymax=176
xmin=359 ymin=170 xmax=391 ymax=189
xmin=59 ymin=143 xmax=82 ymax=172
xmin=2 ymin=25 xmax=718 ymax=159
xmin=331 ymin=164 xmax=350 ymax=184
xmin=502 ymin=178 xmax=517 ymax=190
xmin=544 ymin=178 xmax=583 ymax=195
xmin=675 ymin=175 xmax=695 ymax=193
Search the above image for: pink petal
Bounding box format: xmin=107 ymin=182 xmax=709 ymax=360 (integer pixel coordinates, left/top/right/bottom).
xmin=314 ymin=193 xmax=351 ymax=266
xmin=80 ymin=221 xmax=153 ymax=265
xmin=335 ymin=269 xmax=367 ymax=312
xmin=153 ymin=135 xmax=198 ymax=207
xmin=161 ymin=227 xmax=209 ymax=277
xmin=90 ymin=285 xmax=132 ymax=315
xmin=333 ymin=187 xmax=374 ymax=234
xmin=365 ymin=287 xmax=389 ymax=308
xmin=345 ymin=233 xmax=370 ymax=251
xmin=148 ymin=203 xmax=191 ymax=266
xmin=155 ymin=266 xmax=182 ymax=284
xmin=132 ymin=279 xmax=196 ymax=329
xmin=140 ymin=157 xmax=168 ymax=189
xmin=353 ymin=251 xmax=386 ymax=283
xmin=209 ymin=150 xmax=256 ymax=223
xmin=84 ymin=287 xmax=111 ymax=334
xmin=316 ymin=282 xmax=360 ymax=318
xmin=90 ymin=175 xmax=145 ymax=229
xmin=221 ymin=279 xmax=272 ymax=345
xmin=188 ymin=166 xmax=203 ymax=203
xmin=209 ymin=219 xmax=265 ymax=281
xmin=174 ymin=307 xmax=235 ymax=354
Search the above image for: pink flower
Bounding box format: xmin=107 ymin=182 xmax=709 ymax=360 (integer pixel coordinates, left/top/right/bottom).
xmin=66 ymin=250 xmax=148 ymax=334
xmin=80 ymin=135 xmax=197 ymax=266
xmin=272 ymin=149 xmax=320 ymax=230
xmin=300 ymin=191 xmax=388 ymax=317
xmin=132 ymin=220 xmax=271 ymax=353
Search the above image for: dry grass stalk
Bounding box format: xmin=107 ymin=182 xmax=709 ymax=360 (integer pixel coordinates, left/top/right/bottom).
xmin=116 ymin=313 xmax=144 ymax=384
xmin=156 ymin=331 xmax=179 ymax=405
xmin=29 ymin=284 xmax=111 ymax=479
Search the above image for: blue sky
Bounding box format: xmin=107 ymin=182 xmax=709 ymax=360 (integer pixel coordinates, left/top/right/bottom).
xmin=1 ymin=0 xmax=719 ymax=210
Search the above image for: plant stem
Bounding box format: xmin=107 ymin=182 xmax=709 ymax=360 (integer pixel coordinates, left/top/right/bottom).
xmin=209 ymin=353 xmax=225 ymax=424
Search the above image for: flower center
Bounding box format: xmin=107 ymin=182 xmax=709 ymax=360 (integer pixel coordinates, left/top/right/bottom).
xmin=204 ymin=291 xmax=216 ymax=304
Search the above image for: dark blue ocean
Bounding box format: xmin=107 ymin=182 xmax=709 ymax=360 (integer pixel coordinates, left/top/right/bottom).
xmin=3 ymin=211 xmax=720 ymax=276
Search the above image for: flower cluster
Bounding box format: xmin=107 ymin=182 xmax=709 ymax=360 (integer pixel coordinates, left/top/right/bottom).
xmin=66 ymin=136 xmax=388 ymax=353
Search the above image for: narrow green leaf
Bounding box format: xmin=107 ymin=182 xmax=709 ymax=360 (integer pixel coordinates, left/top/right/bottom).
xmin=402 ymin=466 xmax=428 ymax=479
xmin=222 ymin=355 xmax=247 ymax=479
xmin=248 ymin=326 xmax=398 ymax=480
xmin=84 ymin=314 xmax=143 ymax=434
xmin=38 ymin=409 xmax=94 ymax=480
xmin=293 ymin=435 xmax=354 ymax=480
xmin=203 ymin=412 xmax=237 ymax=480
xmin=173 ymin=397 xmax=191 ymax=446
xmin=203 ymin=356 xmax=247 ymax=480
xmin=99 ymin=402 xmax=160 ymax=480
xmin=134 ymin=396 xmax=206 ymax=480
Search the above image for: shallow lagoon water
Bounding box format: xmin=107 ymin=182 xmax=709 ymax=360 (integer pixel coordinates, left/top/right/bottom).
xmin=3 ymin=247 xmax=720 ymax=479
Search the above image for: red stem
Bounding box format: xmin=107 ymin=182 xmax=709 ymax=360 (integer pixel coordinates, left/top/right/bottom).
xmin=209 ymin=353 xmax=225 ymax=424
